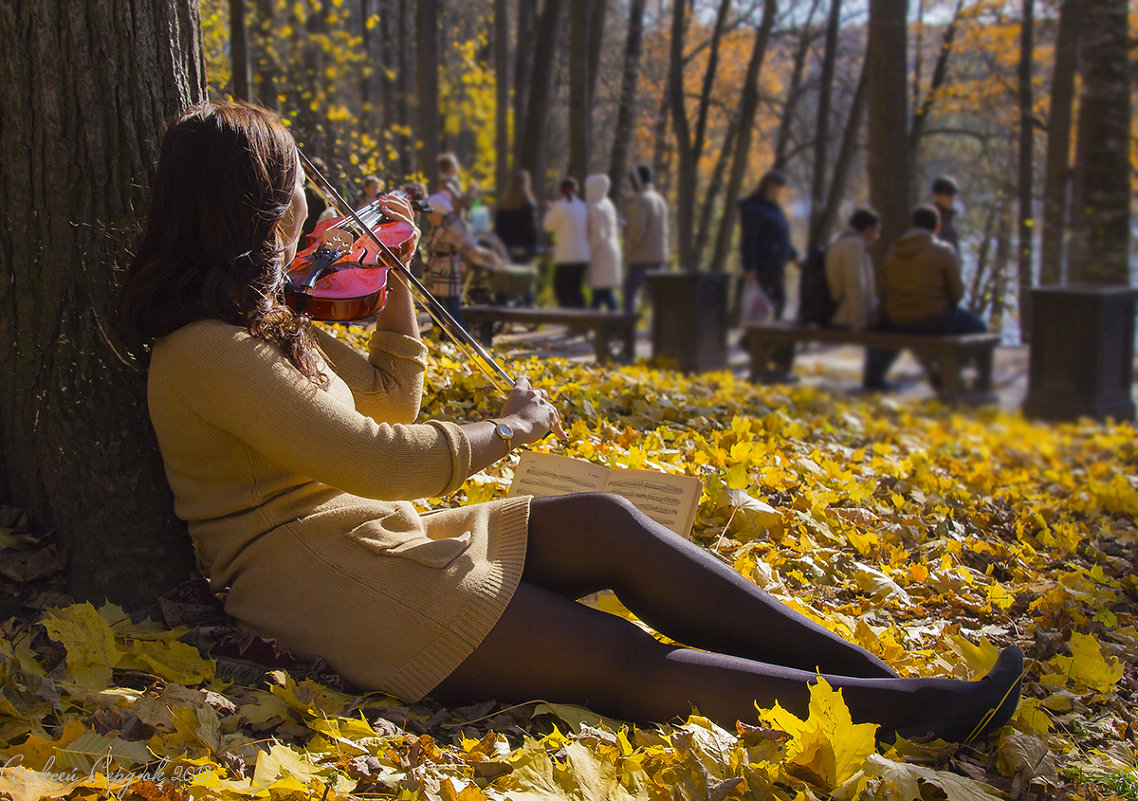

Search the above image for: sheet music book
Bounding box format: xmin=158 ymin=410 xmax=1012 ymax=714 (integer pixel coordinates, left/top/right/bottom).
xmin=507 ymin=451 xmax=702 ymax=538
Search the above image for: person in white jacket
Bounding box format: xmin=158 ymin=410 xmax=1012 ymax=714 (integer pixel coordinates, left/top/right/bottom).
xmin=542 ymin=178 xmax=590 ymax=308
xmin=584 ymin=174 xmax=622 ymax=311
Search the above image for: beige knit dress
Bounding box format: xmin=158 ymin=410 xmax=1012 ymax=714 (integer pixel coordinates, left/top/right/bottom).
xmin=147 ymin=319 xmax=529 ymax=701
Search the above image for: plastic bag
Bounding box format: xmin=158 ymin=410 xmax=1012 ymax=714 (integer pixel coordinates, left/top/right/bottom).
xmin=740 ymin=277 xmax=773 ymax=323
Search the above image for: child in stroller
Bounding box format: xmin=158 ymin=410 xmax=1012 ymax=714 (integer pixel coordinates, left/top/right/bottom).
xmin=462 ymin=230 xmax=539 ymax=307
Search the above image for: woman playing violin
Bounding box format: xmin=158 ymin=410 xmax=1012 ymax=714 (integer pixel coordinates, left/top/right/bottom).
xmin=120 ymin=102 xmax=1022 ymax=741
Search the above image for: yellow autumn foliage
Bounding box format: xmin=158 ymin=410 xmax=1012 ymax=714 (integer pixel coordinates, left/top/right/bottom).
xmin=1 ymin=326 xmax=1135 ymax=800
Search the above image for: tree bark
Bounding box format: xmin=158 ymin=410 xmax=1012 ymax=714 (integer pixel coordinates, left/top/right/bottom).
xmin=586 ymin=0 xmax=608 ymax=114
xmin=669 ymin=0 xmax=733 ymax=271
xmin=708 ymin=0 xmax=778 ymax=275
xmin=1067 ymin=0 xmax=1131 ymax=285
xmin=0 ymin=1 xmax=203 ymax=609
xmin=608 ymin=0 xmax=647 ymax=209
xmin=230 ymin=0 xmax=252 ymax=100
xmin=494 ymin=0 xmax=511 ymax=193
xmin=906 ymin=0 xmax=963 ymax=201
xmin=516 ymin=0 xmax=564 ymax=192
xmin=251 ymin=0 xmax=277 ymax=109
xmin=812 ymin=61 xmax=868 ymax=250
xmin=668 ymin=0 xmax=697 ymax=270
xmin=1016 ymin=0 xmax=1035 ymax=340
xmin=968 ymin=197 xmax=1001 ymax=314
xmin=807 ymin=0 xmax=842 ymax=253
xmin=568 ymin=0 xmax=594 ymax=185
xmin=772 ymin=0 xmax=822 ymax=170
xmin=866 ymin=0 xmax=910 ymax=269
xmin=416 ymin=0 xmax=440 ymax=186
xmin=396 ymin=0 xmax=412 ymax=177
xmin=513 ymin=0 xmax=536 ymax=156
xmin=1039 ymin=0 xmax=1082 ymax=286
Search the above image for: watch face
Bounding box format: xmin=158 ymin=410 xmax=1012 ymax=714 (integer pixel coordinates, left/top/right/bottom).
xmin=496 ymin=422 xmax=513 ymax=439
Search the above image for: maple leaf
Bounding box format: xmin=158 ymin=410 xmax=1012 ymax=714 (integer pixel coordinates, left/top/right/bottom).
xmin=762 ymin=676 xmax=877 ymax=789
xmin=39 ymin=603 xmax=125 ymax=688
xmin=1041 ymin=632 xmax=1124 ymax=693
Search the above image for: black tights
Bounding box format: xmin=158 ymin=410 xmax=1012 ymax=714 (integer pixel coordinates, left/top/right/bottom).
xmin=433 ymin=494 xmax=991 ymax=730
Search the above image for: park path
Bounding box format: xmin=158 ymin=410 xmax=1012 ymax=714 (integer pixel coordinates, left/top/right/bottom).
xmin=467 ymin=318 xmax=1045 ymax=412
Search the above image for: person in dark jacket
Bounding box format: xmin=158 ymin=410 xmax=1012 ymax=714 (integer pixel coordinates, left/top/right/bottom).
xmin=864 ymin=205 xmax=986 ymax=390
xmin=931 ymin=176 xmax=960 ymax=255
xmin=494 ymin=169 xmax=539 ymax=263
xmin=738 ymin=171 xmax=799 ymax=320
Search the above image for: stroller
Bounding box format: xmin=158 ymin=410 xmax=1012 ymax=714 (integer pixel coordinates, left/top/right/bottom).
xmin=461 ymin=230 xmax=538 ymax=307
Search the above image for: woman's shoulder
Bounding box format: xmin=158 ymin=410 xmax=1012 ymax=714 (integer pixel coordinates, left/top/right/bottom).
xmin=157 ymin=318 xmax=250 ymax=351
xmin=152 ymin=319 xmax=268 ymax=379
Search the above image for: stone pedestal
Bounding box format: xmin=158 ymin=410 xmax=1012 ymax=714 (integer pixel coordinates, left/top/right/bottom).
xmin=1023 ymin=285 xmax=1138 ymax=421
xmin=647 ymin=271 xmax=730 ymax=372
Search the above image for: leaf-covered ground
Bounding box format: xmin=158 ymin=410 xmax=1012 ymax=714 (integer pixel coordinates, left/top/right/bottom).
xmin=1 ymin=323 xmax=1136 ymax=801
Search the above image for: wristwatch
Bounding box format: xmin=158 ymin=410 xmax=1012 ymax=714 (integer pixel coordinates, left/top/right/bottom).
xmin=492 ymin=420 xmax=514 ymax=451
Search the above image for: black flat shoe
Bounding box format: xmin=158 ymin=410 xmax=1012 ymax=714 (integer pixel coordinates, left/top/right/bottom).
xmin=895 ymin=645 xmax=1024 ymax=744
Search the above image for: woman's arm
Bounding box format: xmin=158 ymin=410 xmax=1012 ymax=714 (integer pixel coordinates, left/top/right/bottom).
xmin=459 ymin=377 xmax=562 ymax=474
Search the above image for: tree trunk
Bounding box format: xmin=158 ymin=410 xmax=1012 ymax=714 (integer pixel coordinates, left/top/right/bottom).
xmin=669 ymin=0 xmax=733 ymax=271
xmin=416 ymin=0 xmax=440 ymax=186
xmin=988 ymin=201 xmax=1013 ymax=332
xmin=586 ymin=0 xmax=608 ymax=113
xmin=694 ymin=113 xmax=740 ymax=262
xmin=517 ymin=0 xmax=564 ymax=190
xmin=230 ymin=0 xmax=252 ymax=100
xmin=772 ymin=0 xmax=822 ymax=170
xmin=906 ymin=0 xmax=963 ymax=201
xmin=0 ymin=1 xmax=203 ymax=610
xmin=807 ymin=0 xmax=842 ymax=253
xmin=396 ymin=0 xmax=412 ymax=177
xmin=968 ymin=197 xmax=1000 ymax=314
xmin=668 ymin=0 xmax=696 ymax=270
xmin=494 ymin=0 xmax=510 ymax=193
xmin=1016 ymin=0 xmax=1035 ymax=340
xmin=1067 ymin=0 xmax=1129 ymax=285
xmin=866 ymin=0 xmax=910 ymax=269
xmin=608 ymin=0 xmax=647 ymax=209
xmin=513 ymin=0 xmax=536 ymax=156
xmin=1039 ymin=0 xmax=1082 ymax=286
xmin=708 ymin=0 xmax=778 ymax=275
xmin=813 ymin=61 xmax=868 ymax=250
xmin=568 ymin=0 xmax=594 ymax=185
xmin=251 ymin=0 xmax=277 ymax=109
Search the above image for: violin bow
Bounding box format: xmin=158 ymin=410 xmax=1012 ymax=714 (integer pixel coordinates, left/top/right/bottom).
xmin=297 ymin=150 xmax=516 ymax=397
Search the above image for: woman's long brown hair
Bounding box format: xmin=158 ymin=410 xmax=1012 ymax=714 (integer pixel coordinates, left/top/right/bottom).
xmin=120 ymin=101 xmax=327 ymax=386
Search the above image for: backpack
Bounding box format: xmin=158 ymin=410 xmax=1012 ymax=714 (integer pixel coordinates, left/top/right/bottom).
xmin=797 ymin=245 xmax=836 ymax=326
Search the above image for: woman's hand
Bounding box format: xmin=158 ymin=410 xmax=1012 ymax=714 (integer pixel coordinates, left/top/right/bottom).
xmin=499 ymin=376 xmax=567 ymax=445
xmin=376 ymin=193 xmax=421 ymax=253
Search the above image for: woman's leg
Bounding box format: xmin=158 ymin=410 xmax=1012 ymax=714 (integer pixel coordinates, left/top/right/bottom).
xmin=524 ymin=493 xmax=897 ymax=678
xmin=432 ymin=581 xmax=1013 ymax=735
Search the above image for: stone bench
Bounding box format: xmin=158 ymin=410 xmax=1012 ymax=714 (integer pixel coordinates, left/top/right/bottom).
xmin=744 ymin=321 xmax=1001 ymax=405
xmin=460 ymin=305 xmax=639 ymax=364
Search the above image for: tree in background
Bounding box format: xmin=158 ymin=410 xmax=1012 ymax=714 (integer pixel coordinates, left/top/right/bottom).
xmin=866 ymin=0 xmax=911 ymax=266
xmin=1066 ymin=0 xmax=1131 ymax=285
xmin=0 ymin=2 xmax=203 ymax=609
xmin=1038 ymin=0 xmax=1082 ymax=287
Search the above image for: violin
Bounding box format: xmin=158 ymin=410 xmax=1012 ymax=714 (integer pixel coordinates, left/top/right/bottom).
xmin=283 ymin=189 xmax=432 ymax=322
xmin=292 ymin=152 xmax=517 ymax=397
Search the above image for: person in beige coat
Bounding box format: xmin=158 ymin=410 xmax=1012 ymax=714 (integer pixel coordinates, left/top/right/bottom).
xmin=118 ymin=102 xmax=1022 ymax=741
xmin=622 ymin=164 xmax=669 ymax=313
xmin=825 ymin=208 xmax=881 ymax=331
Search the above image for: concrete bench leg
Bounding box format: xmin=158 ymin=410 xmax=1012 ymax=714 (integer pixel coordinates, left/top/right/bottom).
xmin=594 ymin=325 xmax=612 ymax=363
xmin=749 ymin=341 xmax=787 ymax=383
xmin=474 ymin=320 xmax=495 ymax=348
